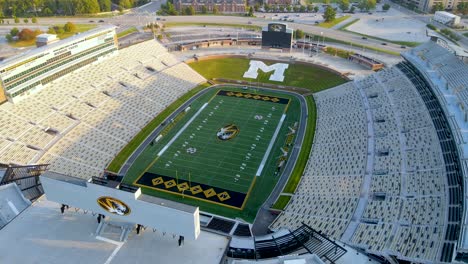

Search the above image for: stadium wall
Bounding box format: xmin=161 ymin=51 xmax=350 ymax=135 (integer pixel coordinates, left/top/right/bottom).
xmin=41 ymin=172 xmax=200 ymax=240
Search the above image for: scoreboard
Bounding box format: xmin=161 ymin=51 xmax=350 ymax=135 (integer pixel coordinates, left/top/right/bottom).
xmin=262 ymin=23 xmax=293 ymax=51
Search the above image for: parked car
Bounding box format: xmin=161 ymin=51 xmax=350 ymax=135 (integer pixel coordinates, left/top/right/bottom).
xmin=98 ymin=20 xmax=105 ymax=23
xmin=381 ymin=42 xmax=387 ymax=45
xmin=362 ymin=36 xmax=367 ymax=40
xmin=401 ymin=45 xmax=407 ymax=49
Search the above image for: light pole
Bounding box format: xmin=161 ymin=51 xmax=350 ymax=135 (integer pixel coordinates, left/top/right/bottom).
xmin=316 ymin=34 xmax=319 ymax=56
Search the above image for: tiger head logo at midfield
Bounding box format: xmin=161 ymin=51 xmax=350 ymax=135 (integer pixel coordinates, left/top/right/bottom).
xmin=97 ymin=196 xmax=131 ymax=216
xmin=216 ymin=124 xmax=240 ymax=141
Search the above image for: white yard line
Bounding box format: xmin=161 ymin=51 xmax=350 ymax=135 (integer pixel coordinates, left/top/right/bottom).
xmin=96 ymin=236 xmax=124 ymax=264
xmin=157 ymin=102 xmax=208 ymax=157
xmin=255 ymin=114 xmax=286 ymax=176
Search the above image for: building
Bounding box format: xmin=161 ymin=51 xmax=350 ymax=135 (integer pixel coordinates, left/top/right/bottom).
xmin=434 ymin=11 xmax=461 ymax=25
xmin=264 ymin=0 xmax=299 ymax=6
xmin=0 ymin=25 xmax=118 ymax=104
xmin=261 ymin=23 xmax=293 ymax=51
xmin=36 ymin=34 xmax=59 ymax=47
xmin=175 ymin=0 xmax=246 ymax=13
xmin=400 ymin=0 xmax=467 ymax=13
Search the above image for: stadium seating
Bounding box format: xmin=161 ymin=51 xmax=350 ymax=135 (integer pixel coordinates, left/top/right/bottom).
xmin=0 ymin=40 xmax=206 ymax=179
xmin=272 ymin=63 xmax=458 ymax=263
xmin=271 ymin=82 xmax=367 ymax=238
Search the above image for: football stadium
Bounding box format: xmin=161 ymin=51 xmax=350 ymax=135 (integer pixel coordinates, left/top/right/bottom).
xmin=0 ymin=18 xmax=467 ymax=264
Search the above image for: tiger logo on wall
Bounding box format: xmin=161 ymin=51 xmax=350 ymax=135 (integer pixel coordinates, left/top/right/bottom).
xmin=217 ymin=124 xmax=240 ymax=141
xmin=97 ymin=196 xmax=131 ymax=216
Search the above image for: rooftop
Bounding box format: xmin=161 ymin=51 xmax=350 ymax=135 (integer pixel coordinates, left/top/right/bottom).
xmin=0 ymin=25 xmax=116 ymax=69
xmin=0 ymin=195 xmax=228 ymax=264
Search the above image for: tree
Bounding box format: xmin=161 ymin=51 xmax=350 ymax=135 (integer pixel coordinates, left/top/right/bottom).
xmin=82 ymin=0 xmax=101 ymax=14
xmin=119 ymin=0 xmax=132 ymax=9
xmin=165 ymin=2 xmax=178 ymax=15
xmin=254 ymin=3 xmax=260 ymax=11
xmin=293 ymin=5 xmax=300 ymax=12
xmin=324 ymin=0 xmax=331 ymax=4
xmin=339 ymin=0 xmax=349 ymax=11
xmin=358 ymin=0 xmax=376 ymax=11
xmin=201 ymin=5 xmax=208 ymax=14
xmin=32 ymin=17 xmax=38 ymax=23
xmin=457 ymin=2 xmax=468 ymax=15
xmin=314 ymin=5 xmax=319 ymax=12
xmin=431 ymin=2 xmax=444 ymax=13
xmin=5 ymin=34 xmax=13 ymax=42
xmin=14 ymin=17 xmax=19 ymax=23
xmin=350 ymin=6 xmax=356 ymax=12
xmin=287 ymin=5 xmax=292 ymax=12
xmin=188 ymin=5 xmax=195 ymax=15
xmin=295 ymin=29 xmax=304 ymax=39
xmin=18 ymin=28 xmax=36 ymax=41
xmin=323 ymin=6 xmax=336 ymax=22
xmin=63 ymin=22 xmax=77 ymax=32
xmin=213 ymin=5 xmax=219 ymax=14
xmin=157 ymin=34 xmax=162 ymax=40
xmin=307 ymin=4 xmax=314 ymax=11
xmin=300 ymin=5 xmax=306 ymax=12
xmin=264 ymin=4 xmax=270 ymax=12
xmin=98 ymin=0 xmax=112 ymax=12
xmin=382 ymin=3 xmax=390 ymax=10
xmin=42 ymin=7 xmax=53 ymax=16
xmin=47 ymin=27 xmax=56 ymax=34
xmin=23 ymin=18 xmax=28 ymax=23
xmin=248 ymin=6 xmax=254 ymax=16
xmin=10 ymin=27 xmax=19 ymax=36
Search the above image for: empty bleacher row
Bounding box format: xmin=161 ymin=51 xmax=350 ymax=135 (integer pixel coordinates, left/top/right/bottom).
xmin=272 ymin=61 xmax=459 ymax=263
xmin=271 ymin=82 xmax=367 ymax=239
xmin=397 ymin=61 xmax=463 ymax=263
xmin=0 ymin=40 xmax=206 ymax=180
xmin=349 ymin=66 xmax=449 ymax=262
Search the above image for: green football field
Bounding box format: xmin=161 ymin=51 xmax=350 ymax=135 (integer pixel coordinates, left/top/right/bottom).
xmin=123 ymin=87 xmax=301 ymax=219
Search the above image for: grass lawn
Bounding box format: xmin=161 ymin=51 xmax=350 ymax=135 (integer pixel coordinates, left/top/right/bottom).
xmin=107 ymin=83 xmax=211 ymax=173
xmin=318 ymin=15 xmax=351 ymax=28
xmin=164 ymin=22 xmax=261 ymax=31
xmin=56 ymin=24 xmax=97 ymax=39
xmin=9 ymin=38 xmax=36 ymax=48
xmin=338 ymin=18 xmax=360 ymax=30
xmin=123 ymin=86 xmax=302 ymax=222
xmin=271 ymin=195 xmax=292 ymax=210
xmin=189 ymin=58 xmax=347 ymax=92
xmin=117 ymin=27 xmax=138 ymax=38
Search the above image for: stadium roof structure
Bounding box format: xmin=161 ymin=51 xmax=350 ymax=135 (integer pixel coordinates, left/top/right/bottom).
xmin=0 ymin=25 xmax=116 ymax=67
xmin=0 ymin=195 xmax=228 ymax=264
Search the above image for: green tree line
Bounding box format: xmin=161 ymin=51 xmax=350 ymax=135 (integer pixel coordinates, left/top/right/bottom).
xmin=0 ymin=0 xmax=150 ymax=17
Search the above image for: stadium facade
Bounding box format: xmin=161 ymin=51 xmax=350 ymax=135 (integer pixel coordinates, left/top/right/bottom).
xmin=0 ymin=25 xmax=118 ymax=103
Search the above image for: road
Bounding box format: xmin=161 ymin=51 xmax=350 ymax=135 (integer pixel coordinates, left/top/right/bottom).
xmin=0 ymin=5 xmax=402 ymax=55
xmin=161 ymin=15 xmax=405 ymax=53
xmin=0 ymin=0 xmax=464 ymax=56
